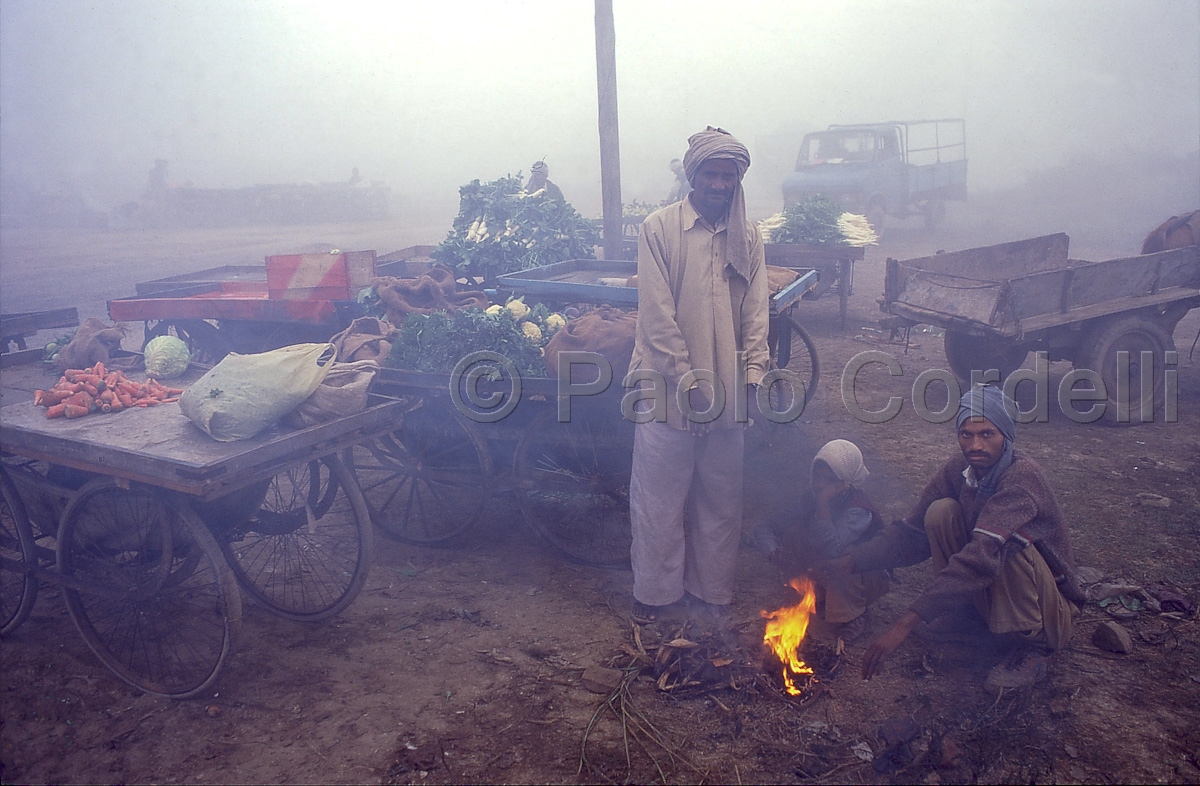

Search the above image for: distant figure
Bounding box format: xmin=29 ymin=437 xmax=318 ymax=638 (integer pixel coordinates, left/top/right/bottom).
xmin=349 ymin=167 xmax=362 ymax=186
xmin=665 ymin=158 xmax=691 ymax=203
xmin=146 ymin=159 xmax=169 ymax=197
xmin=524 ymin=161 xmax=565 ymax=201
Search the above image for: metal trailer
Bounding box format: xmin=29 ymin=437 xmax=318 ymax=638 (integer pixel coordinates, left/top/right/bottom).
xmin=0 ymin=366 xmax=410 ymax=698
xmin=346 ymin=259 xmax=823 ymax=570
xmin=882 ymin=233 xmax=1200 ymax=420
xmin=105 ymin=247 xmax=440 ymax=365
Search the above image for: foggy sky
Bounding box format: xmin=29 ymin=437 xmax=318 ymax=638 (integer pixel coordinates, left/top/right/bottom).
xmin=1 ymin=0 xmax=1197 ymax=221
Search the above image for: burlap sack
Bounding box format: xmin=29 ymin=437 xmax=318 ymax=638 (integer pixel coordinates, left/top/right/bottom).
xmin=55 ymin=318 xmax=129 ymax=371
xmin=285 ymin=359 xmax=380 ymax=429
xmin=543 ymin=305 xmax=638 ymax=383
xmin=766 ymin=265 xmax=800 ymax=295
xmin=331 ymin=317 xmax=397 ymax=363
xmin=373 ymin=266 xmax=488 ymax=323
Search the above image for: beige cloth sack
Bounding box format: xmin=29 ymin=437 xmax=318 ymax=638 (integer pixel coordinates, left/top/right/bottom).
xmin=180 ymin=343 xmax=336 ymax=441
xmin=55 ymin=318 xmax=129 ymax=370
xmin=285 ymin=360 xmax=380 ymax=429
xmin=331 ymin=317 xmax=397 ymax=363
xmin=543 ymin=305 xmax=638 ymax=382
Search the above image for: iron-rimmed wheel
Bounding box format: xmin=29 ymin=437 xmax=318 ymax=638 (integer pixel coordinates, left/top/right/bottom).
xmin=1 ymin=468 xmax=38 ymax=636
xmin=1079 ymin=316 xmax=1174 ymax=425
xmin=57 ymin=479 xmax=241 ymax=699
xmin=944 ymin=330 xmax=1028 ymax=385
xmin=349 ymin=403 xmax=492 ymax=545
xmin=217 ymin=456 xmax=372 ymax=621
xmin=513 ymin=407 xmax=634 ymax=569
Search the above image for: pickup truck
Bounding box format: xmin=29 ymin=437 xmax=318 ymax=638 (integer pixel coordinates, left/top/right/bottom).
xmin=781 ymin=119 xmax=967 ymax=232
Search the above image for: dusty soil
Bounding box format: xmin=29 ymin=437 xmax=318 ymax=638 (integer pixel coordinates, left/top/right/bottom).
xmin=2 ymin=209 xmax=1198 ymax=785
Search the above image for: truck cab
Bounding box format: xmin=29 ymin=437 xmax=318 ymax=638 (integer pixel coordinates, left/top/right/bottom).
xmin=782 ymin=119 xmax=967 ymax=232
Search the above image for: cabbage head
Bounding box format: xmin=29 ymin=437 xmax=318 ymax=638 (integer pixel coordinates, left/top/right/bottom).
xmin=144 ymin=335 xmax=191 ymax=378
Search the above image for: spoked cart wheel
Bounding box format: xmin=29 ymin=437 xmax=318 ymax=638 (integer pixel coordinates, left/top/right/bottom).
xmin=512 ymin=407 xmax=634 ymax=568
xmin=765 ymin=312 xmax=821 ymax=417
xmin=348 ymin=402 xmax=493 ymax=545
xmin=214 ymin=455 xmax=373 ymax=622
xmin=1 ymin=468 xmax=38 ymax=635
xmin=56 ymin=478 xmax=241 ymax=699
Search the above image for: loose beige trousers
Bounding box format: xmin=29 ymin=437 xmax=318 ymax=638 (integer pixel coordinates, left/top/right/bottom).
xmin=629 ymin=421 xmax=744 ymax=606
xmin=925 ymin=498 xmax=1075 ymax=650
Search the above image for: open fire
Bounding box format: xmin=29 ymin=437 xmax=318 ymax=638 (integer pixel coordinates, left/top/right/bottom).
xmin=761 ymin=576 xmax=818 ymax=696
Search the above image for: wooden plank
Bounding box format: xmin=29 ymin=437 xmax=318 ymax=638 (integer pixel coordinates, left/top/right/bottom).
xmin=0 ymin=396 xmax=410 ymax=499
xmin=0 ymin=348 xmax=44 ymax=368
xmin=0 ymin=307 xmax=80 ymax=336
xmin=890 ymin=233 xmax=1069 ymax=292
xmin=1015 ymin=288 xmax=1200 ymax=335
xmin=135 ymin=266 xmax=266 ymax=295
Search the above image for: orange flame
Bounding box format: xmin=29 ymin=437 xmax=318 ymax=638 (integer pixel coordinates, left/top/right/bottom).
xmin=761 ymin=576 xmax=817 ymax=696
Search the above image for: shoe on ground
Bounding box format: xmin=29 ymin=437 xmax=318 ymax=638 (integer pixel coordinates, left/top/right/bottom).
xmin=985 ymin=646 xmax=1053 ymax=689
xmin=836 ymin=612 xmax=869 ymax=643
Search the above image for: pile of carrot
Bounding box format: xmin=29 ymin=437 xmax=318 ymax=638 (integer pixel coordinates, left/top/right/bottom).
xmin=34 ymin=362 xmax=185 ymax=419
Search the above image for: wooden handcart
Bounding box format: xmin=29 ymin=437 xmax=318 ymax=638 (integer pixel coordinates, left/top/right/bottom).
xmin=0 ymin=373 xmax=411 ymax=698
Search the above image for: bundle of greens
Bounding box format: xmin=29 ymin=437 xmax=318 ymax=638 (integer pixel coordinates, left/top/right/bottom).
xmin=759 ymin=194 xmax=858 ymax=246
xmin=432 ymin=175 xmax=599 ymax=285
xmin=385 ymin=298 xmax=565 ymax=378
xmin=622 ymin=200 xmax=660 ymax=220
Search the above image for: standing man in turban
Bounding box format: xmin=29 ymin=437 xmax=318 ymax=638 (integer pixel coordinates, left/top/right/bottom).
xmin=626 ymin=127 xmax=770 ymax=626
xmin=815 ymin=385 xmax=1085 ymax=688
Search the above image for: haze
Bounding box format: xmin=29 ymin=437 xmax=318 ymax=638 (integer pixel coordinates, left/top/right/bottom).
xmin=2 ymin=0 xmax=1198 ymax=232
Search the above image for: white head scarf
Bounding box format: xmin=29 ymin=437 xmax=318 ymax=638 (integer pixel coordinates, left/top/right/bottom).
xmin=812 ymin=439 xmax=870 ymax=487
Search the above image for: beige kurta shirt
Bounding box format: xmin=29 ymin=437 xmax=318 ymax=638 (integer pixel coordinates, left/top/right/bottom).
xmin=628 ymin=197 xmax=770 ymax=430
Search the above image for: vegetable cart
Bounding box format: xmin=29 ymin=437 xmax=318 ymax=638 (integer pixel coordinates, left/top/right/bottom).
xmin=882 ymin=233 xmax=1200 ymax=420
xmin=1 ymin=307 xmax=79 ymax=367
xmin=0 ymin=370 xmax=412 ymax=698
xmin=346 ymin=258 xmax=823 ymax=569
xmin=764 ymin=243 xmax=864 ymax=330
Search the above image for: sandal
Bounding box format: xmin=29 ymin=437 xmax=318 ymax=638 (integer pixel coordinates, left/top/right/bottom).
xmin=631 ymin=600 xmax=659 ymax=624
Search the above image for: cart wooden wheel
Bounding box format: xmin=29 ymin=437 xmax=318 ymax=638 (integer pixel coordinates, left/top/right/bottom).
xmin=144 ymin=318 xmax=231 ymax=366
xmin=767 ymin=313 xmax=820 ymax=413
xmin=217 ymin=456 xmax=373 ymax=622
xmin=513 ymin=407 xmax=634 ymax=569
xmin=57 ymin=478 xmax=241 ymax=699
xmin=1 ymin=468 xmax=38 ymax=636
xmin=1079 ymin=316 xmax=1174 ymax=424
xmin=349 ymin=402 xmax=492 ymax=544
xmin=944 ymin=330 xmax=1028 ymax=384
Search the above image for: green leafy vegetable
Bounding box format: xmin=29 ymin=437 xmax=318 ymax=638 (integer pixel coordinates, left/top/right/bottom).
xmin=432 ymin=174 xmax=599 ymax=285
xmin=759 ymin=194 xmax=848 ymax=245
xmin=386 ymin=306 xmax=551 ymax=378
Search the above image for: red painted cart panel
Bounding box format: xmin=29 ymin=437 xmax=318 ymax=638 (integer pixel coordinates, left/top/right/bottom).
xmin=108 ymin=281 xmax=340 ymax=324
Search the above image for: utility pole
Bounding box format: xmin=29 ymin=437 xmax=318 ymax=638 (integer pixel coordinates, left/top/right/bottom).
xmin=594 ymin=0 xmax=622 ymax=260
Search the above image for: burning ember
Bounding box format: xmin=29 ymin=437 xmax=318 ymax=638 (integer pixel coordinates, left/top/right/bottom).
xmin=761 ymin=576 xmax=818 ymax=696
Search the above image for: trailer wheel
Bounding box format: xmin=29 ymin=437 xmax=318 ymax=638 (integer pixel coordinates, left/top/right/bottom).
xmin=944 ymin=330 xmax=1028 ymax=385
xmin=1078 ymin=316 xmax=1174 ymax=424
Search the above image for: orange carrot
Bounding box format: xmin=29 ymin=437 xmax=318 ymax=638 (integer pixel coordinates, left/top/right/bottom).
xmin=45 ymin=403 xmax=67 ymax=418
xmin=160 ymin=397 xmax=180 ymax=404
xmin=64 ymin=404 xmax=90 ymax=419
xmin=93 ymin=361 xmax=106 ymax=378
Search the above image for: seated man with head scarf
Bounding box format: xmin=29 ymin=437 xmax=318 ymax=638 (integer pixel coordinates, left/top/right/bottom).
xmin=755 ymin=439 xmax=889 ymax=641
xmin=815 ymin=386 xmax=1085 ymax=689
xmin=524 ymin=160 xmax=565 ymax=202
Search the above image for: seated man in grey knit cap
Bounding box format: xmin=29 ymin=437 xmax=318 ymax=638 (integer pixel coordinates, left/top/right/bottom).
xmin=815 ymin=385 xmax=1085 ymax=689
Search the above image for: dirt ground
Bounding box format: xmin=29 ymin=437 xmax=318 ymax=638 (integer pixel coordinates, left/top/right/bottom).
xmin=2 ymin=208 xmax=1198 ymax=785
